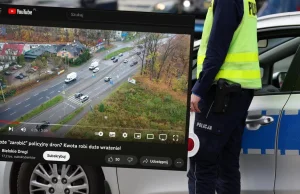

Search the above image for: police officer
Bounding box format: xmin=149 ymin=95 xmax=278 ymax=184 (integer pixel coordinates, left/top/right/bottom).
xmin=188 ymin=0 xmax=262 ymax=194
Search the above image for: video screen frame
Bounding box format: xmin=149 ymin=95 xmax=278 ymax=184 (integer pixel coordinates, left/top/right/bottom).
xmin=0 ymin=4 xmax=195 ymax=171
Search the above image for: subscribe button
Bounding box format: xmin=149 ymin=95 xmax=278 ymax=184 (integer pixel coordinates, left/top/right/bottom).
xmin=43 ymin=151 xmax=70 ymax=162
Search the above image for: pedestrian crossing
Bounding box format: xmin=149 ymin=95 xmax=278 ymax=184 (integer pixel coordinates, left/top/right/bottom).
xmin=67 ymin=95 xmax=91 ymax=106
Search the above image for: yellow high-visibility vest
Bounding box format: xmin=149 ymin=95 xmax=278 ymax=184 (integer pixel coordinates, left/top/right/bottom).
xmin=197 ymin=0 xmax=262 ymax=89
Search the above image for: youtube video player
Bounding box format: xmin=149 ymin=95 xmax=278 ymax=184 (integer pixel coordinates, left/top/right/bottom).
xmin=0 ymin=4 xmax=195 ymax=171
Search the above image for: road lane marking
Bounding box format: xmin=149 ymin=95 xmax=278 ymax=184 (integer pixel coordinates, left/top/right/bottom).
xmin=49 ymin=114 xmax=55 ymax=118
xmin=44 ymin=89 xmax=48 ymax=92
xmin=38 ymin=97 xmax=43 ymax=100
xmin=49 ymin=91 xmax=54 ymax=94
xmin=33 ymin=93 xmax=39 ymax=96
xmin=52 ymin=83 xmax=60 ymax=87
xmin=58 ymin=91 xmax=61 ymax=93
xmin=25 ymin=104 xmax=30 ymax=108
xmin=25 ymin=98 xmax=30 ymax=101
xmin=10 ymin=112 xmax=16 ymax=116
xmin=64 ymin=102 xmax=76 ymax=109
xmin=16 ymin=102 xmax=21 ymax=106
xmin=4 ymin=108 xmax=10 ymax=111
xmin=46 ymin=96 xmax=50 ymax=99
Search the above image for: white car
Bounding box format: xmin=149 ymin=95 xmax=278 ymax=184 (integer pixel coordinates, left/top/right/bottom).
xmin=124 ymin=59 xmax=128 ymax=63
xmin=119 ymin=53 xmax=123 ymax=57
xmin=80 ymin=95 xmax=89 ymax=103
xmin=2 ymin=12 xmax=300 ymax=194
xmin=93 ymin=67 xmax=100 ymax=73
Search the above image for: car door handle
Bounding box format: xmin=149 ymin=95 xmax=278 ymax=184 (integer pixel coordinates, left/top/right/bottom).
xmin=246 ymin=115 xmax=274 ymax=130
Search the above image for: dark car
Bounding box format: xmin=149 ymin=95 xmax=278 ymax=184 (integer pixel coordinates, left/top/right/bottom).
xmin=111 ymin=57 xmax=116 ymax=60
xmin=15 ymin=75 xmax=24 ymax=79
xmin=4 ymin=71 xmax=13 ymax=75
xmin=136 ymin=52 xmax=141 ymax=55
xmin=113 ymin=58 xmax=118 ymax=63
xmin=130 ymin=61 xmax=138 ymax=67
xmin=19 ymin=73 xmax=27 ymax=77
xmin=36 ymin=121 xmax=50 ymax=132
xmin=137 ymin=45 xmax=143 ymax=49
xmin=104 ymin=77 xmax=112 ymax=82
xmin=74 ymin=92 xmax=83 ymax=99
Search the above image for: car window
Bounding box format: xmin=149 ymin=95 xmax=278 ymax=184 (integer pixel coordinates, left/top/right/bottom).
xmin=256 ymin=36 xmax=300 ymax=95
xmin=259 ymin=37 xmax=294 ymax=54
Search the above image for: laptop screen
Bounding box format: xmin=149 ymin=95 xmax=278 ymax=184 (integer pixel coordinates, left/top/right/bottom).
xmin=0 ymin=5 xmax=195 ymax=171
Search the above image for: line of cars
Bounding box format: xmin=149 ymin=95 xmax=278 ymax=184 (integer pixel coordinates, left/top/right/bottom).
xmin=111 ymin=53 xmax=123 ymax=63
xmin=74 ymin=92 xmax=90 ymax=103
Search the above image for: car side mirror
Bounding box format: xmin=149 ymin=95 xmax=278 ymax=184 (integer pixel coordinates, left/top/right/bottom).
xmin=272 ymin=72 xmax=287 ymax=88
xmin=258 ymin=39 xmax=268 ymax=48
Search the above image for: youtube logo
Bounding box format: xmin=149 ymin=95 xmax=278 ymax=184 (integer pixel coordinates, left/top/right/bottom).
xmin=8 ymin=8 xmax=16 ymax=15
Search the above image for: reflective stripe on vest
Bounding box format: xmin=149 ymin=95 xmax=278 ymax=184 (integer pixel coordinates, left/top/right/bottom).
xmin=196 ymin=0 xmax=262 ymax=89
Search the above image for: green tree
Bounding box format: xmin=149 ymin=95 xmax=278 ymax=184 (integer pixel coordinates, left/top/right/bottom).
xmin=17 ymin=54 xmax=25 ymax=66
xmin=98 ymin=103 xmax=105 ymax=112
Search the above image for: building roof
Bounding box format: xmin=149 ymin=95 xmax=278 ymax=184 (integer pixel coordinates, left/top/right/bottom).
xmin=24 ymin=45 xmax=63 ymax=59
xmin=0 ymin=44 xmax=25 ymax=56
xmin=59 ymin=41 xmax=85 ymax=56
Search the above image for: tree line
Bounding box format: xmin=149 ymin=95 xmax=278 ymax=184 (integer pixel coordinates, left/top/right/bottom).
xmin=136 ymin=33 xmax=190 ymax=91
xmin=0 ymin=25 xmax=120 ymax=46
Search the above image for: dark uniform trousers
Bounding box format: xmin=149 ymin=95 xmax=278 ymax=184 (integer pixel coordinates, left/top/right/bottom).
xmin=188 ymin=84 xmax=254 ymax=194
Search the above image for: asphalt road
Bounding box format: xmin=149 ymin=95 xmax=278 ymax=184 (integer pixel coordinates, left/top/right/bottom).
xmin=0 ymin=41 xmax=133 ymax=127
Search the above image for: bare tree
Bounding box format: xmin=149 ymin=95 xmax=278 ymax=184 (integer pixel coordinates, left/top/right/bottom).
xmin=103 ymin=30 xmax=113 ymax=46
xmin=135 ymin=32 xmax=151 ymax=75
xmin=156 ymin=36 xmax=177 ymax=80
xmin=147 ymin=33 xmax=162 ymax=80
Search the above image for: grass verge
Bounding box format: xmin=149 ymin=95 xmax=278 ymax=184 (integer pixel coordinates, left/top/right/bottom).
xmin=51 ymin=106 xmax=84 ymax=132
xmin=104 ymin=47 xmax=133 ymax=60
xmin=0 ymin=95 xmax=63 ymax=133
xmin=65 ymin=80 xmax=186 ymax=143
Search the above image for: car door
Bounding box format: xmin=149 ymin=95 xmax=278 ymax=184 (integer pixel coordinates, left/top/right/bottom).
xmin=239 ymin=32 xmax=300 ymax=193
xmin=274 ymin=35 xmax=300 ymax=193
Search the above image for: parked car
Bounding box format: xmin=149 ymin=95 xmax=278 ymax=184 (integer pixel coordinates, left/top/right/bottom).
xmin=19 ymin=73 xmax=27 ymax=77
xmin=80 ymin=95 xmax=89 ymax=103
xmin=104 ymin=77 xmax=112 ymax=82
xmin=136 ymin=51 xmax=141 ymax=55
xmin=36 ymin=121 xmax=50 ymax=132
xmin=15 ymin=75 xmax=23 ymax=79
xmin=74 ymin=92 xmax=83 ymax=99
xmin=113 ymin=58 xmax=118 ymax=63
xmin=93 ymin=67 xmax=100 ymax=73
xmin=3 ymin=12 xmax=300 ymax=194
xmin=124 ymin=59 xmax=128 ymax=63
xmin=4 ymin=71 xmax=13 ymax=75
xmin=119 ymin=53 xmax=123 ymax=57
xmin=111 ymin=56 xmax=116 ymax=60
xmin=137 ymin=45 xmax=143 ymax=49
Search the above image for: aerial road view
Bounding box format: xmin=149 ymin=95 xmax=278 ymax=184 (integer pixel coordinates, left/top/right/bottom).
xmin=0 ymin=24 xmax=191 ymax=144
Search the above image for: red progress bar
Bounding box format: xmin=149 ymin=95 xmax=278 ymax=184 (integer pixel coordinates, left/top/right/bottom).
xmin=0 ymin=120 xmax=20 ymax=125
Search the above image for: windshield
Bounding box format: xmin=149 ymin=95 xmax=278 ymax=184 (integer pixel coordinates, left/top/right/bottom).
xmin=258 ymin=0 xmax=300 ymax=17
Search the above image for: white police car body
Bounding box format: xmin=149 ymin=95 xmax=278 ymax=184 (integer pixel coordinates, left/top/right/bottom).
xmin=1 ymin=12 xmax=300 ymax=194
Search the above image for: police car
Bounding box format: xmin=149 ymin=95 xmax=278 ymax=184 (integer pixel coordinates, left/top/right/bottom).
xmin=1 ymin=12 xmax=300 ymax=194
